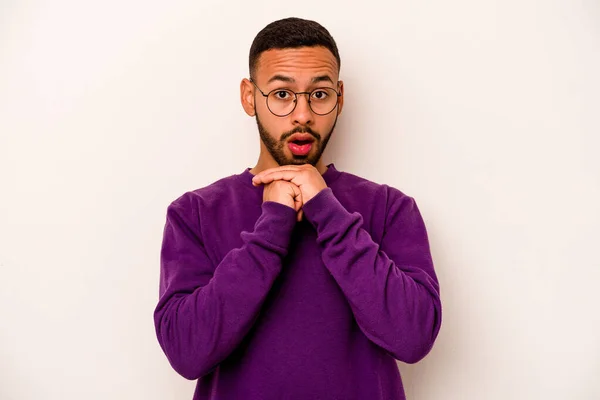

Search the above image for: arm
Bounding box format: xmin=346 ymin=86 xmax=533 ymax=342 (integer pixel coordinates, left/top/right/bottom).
xmin=153 ymin=193 xmax=297 ymax=380
xmin=301 ymin=187 xmax=442 ymax=364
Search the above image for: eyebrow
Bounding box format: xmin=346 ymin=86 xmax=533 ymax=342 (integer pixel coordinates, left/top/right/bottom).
xmin=266 ymin=74 xmax=334 ymax=85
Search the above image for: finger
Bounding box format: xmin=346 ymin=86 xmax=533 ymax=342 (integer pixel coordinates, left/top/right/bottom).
xmin=257 ymin=170 xmax=302 ymax=185
xmin=293 ymin=188 xmax=303 ymax=211
xmin=253 ymin=166 xmax=302 ymax=183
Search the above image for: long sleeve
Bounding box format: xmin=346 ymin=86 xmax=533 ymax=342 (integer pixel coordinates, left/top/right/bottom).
xmin=301 ymin=187 xmax=442 ymax=364
xmin=153 ymin=193 xmax=297 ymax=380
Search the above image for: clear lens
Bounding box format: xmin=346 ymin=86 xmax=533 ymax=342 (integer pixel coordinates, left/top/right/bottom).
xmin=266 ymin=88 xmax=338 ymax=116
xmin=309 ymin=88 xmax=338 ymax=115
xmin=267 ymin=89 xmax=296 ymax=116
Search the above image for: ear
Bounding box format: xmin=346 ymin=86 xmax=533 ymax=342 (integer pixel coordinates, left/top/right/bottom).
xmin=336 ymin=80 xmax=344 ymax=116
xmin=240 ymin=78 xmax=256 ymax=117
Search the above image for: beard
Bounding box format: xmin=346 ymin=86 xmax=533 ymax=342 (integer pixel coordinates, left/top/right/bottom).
xmin=255 ymin=112 xmax=338 ymax=167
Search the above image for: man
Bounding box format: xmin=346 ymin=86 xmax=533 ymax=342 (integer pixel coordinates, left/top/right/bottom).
xmin=154 ymin=17 xmax=442 ymax=400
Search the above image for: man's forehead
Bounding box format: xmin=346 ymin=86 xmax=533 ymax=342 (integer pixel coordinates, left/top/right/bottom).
xmin=266 ymin=74 xmax=335 ymax=85
xmin=255 ymin=46 xmax=338 ymax=83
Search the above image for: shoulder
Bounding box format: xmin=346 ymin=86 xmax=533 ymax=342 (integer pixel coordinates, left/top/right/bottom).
xmin=335 ymin=169 xmax=414 ymax=208
xmin=166 ymin=174 xmax=241 ymax=216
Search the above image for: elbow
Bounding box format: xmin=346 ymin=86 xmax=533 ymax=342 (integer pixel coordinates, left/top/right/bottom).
xmin=154 ymin=306 xmax=217 ymax=381
xmin=168 ymin=356 xmax=217 ymax=381
xmin=377 ymin=328 xmax=438 ymax=365
xmin=157 ymin=328 xmax=218 ymax=381
xmin=393 ymin=303 xmax=442 ymax=364
xmin=169 ymin=359 xmax=203 ymax=381
xmin=395 ymin=339 xmax=435 ymax=364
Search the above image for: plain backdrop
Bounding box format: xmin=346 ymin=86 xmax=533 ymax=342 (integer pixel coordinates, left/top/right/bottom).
xmin=1 ymin=1 xmax=599 ymax=399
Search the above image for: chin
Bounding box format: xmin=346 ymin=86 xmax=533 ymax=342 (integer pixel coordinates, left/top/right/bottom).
xmin=295 ymin=158 xmax=320 ymax=167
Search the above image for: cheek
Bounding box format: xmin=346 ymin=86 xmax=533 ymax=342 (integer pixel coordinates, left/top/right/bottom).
xmin=255 ymin=99 xmax=269 ymax=114
xmin=317 ymin=115 xmax=336 ymax=133
xmin=261 ymin=116 xmax=286 ymax=138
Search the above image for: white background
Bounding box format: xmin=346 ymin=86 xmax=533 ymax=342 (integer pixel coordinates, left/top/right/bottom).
xmin=1 ymin=1 xmax=599 ymax=399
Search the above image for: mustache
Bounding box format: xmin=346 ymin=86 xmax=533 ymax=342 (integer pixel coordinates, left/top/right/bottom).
xmin=282 ymin=127 xmax=320 ymax=141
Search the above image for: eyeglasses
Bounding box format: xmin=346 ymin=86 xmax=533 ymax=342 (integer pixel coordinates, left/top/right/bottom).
xmin=250 ymin=79 xmax=341 ymax=117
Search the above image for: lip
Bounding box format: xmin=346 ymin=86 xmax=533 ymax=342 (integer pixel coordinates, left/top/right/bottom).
xmin=288 ymin=133 xmax=316 ymax=143
xmin=288 ymin=142 xmax=313 ymax=155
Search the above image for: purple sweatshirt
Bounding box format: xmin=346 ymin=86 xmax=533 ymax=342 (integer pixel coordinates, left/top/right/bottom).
xmin=154 ymin=163 xmax=442 ymax=400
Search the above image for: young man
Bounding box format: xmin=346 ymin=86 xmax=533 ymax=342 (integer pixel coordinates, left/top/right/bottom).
xmin=154 ymin=17 xmax=442 ymax=400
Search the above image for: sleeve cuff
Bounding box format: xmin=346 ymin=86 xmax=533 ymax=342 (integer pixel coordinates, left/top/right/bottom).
xmin=252 ymin=201 xmax=298 ymax=248
xmin=301 ymin=188 xmax=351 ymax=231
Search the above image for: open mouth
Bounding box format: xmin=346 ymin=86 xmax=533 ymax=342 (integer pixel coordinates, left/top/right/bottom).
xmin=291 ymin=139 xmax=313 ymax=145
xmin=288 ymin=140 xmax=314 ymax=155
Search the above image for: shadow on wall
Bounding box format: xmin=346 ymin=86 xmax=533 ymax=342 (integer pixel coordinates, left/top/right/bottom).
xmin=398 ymin=221 xmax=471 ymax=398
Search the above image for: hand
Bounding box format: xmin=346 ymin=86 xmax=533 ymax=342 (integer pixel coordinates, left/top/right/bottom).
xmin=262 ymin=179 xmax=305 ymax=222
xmin=252 ymin=164 xmax=327 ymax=205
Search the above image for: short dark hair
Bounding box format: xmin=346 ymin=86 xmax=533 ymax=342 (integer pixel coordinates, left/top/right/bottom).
xmin=249 ymin=17 xmax=341 ymax=80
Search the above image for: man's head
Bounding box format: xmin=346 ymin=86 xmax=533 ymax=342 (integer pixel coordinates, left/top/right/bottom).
xmin=240 ymin=17 xmax=344 ymax=169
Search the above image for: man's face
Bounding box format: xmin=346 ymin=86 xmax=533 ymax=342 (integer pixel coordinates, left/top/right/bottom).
xmin=241 ymin=46 xmax=344 ymax=167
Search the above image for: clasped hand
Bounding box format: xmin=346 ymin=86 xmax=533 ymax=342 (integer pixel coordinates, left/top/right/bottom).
xmin=252 ymin=164 xmax=327 ymax=222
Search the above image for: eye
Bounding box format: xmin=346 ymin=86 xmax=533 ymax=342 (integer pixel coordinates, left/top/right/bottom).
xmin=273 ymin=90 xmax=292 ymax=100
xmin=311 ymin=90 xmax=329 ymax=100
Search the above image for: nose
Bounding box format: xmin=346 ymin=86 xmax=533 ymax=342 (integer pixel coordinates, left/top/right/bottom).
xmin=290 ymin=93 xmax=313 ymax=125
